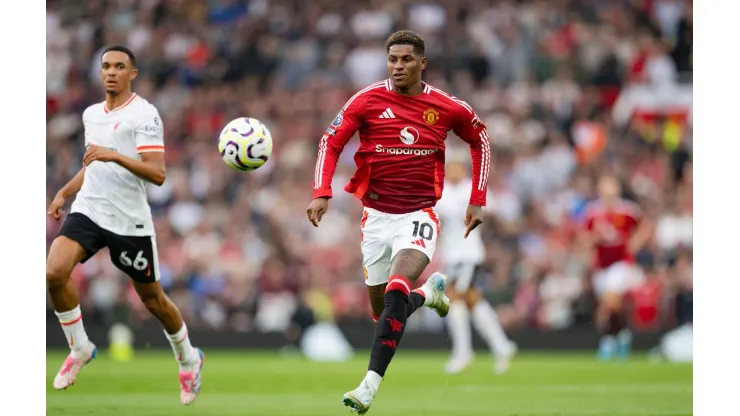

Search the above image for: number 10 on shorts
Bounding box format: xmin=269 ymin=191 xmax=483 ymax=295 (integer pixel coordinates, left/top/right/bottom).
xmin=412 ymin=221 xmax=434 ymax=240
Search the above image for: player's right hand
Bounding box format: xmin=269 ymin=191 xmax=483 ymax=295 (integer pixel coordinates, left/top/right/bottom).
xmin=306 ymin=197 xmax=329 ymax=227
xmin=47 ymin=194 xmax=66 ymax=221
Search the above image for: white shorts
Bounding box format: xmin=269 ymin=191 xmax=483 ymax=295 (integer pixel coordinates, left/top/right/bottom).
xmin=446 ymin=262 xmax=481 ymax=292
xmin=361 ymin=207 xmax=440 ymax=287
xmin=593 ymin=261 xmax=644 ymax=298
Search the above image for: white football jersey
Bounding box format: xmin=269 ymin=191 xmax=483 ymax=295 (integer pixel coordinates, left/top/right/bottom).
xmin=71 ymin=93 xmax=164 ymax=236
xmin=436 ymin=179 xmax=492 ymax=267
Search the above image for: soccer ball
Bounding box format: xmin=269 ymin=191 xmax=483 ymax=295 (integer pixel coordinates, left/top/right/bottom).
xmin=218 ymin=117 xmax=273 ymax=171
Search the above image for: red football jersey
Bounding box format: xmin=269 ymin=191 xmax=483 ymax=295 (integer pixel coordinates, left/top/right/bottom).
xmin=312 ymin=79 xmax=490 ymax=214
xmin=583 ymin=199 xmax=641 ymax=268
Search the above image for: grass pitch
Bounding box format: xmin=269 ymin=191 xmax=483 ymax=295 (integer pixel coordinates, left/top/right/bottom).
xmin=46 ymin=350 xmax=692 ymax=416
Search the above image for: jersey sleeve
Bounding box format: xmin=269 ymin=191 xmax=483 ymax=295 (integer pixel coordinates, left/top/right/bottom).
xmin=135 ymin=106 xmax=165 ymax=153
xmin=452 ymin=103 xmax=490 ymax=206
xmin=312 ymin=93 xmax=368 ymax=199
xmin=482 ymin=190 xmax=496 ymax=214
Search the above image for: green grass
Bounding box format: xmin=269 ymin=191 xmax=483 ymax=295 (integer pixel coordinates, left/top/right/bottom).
xmin=47 ymin=350 xmax=692 ymax=416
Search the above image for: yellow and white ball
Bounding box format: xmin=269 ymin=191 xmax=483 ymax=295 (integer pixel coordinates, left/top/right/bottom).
xmin=218 ymin=117 xmax=273 ymax=171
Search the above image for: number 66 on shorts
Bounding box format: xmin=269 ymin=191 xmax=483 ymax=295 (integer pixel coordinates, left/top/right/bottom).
xmin=360 ymin=207 xmax=441 ymax=287
xmin=110 ymin=238 xmax=160 ymax=283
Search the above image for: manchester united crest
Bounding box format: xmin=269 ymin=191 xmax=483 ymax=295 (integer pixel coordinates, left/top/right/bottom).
xmin=423 ymin=108 xmax=440 ymax=126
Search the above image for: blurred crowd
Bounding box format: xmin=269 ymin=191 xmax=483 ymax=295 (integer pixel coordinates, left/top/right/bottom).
xmin=46 ymin=0 xmax=693 ymax=334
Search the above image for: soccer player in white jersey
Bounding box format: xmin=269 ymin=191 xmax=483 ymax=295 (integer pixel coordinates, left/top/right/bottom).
xmin=46 ymin=45 xmax=204 ymax=405
xmin=435 ymin=155 xmax=516 ymax=375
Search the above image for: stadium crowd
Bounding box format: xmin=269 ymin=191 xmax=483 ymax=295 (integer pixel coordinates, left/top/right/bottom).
xmin=46 ymin=0 xmax=692 ymax=334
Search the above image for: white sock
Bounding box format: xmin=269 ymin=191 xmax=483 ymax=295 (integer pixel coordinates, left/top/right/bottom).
xmin=414 ymin=287 xmax=433 ymax=306
xmin=471 ymin=300 xmax=512 ymax=356
xmin=165 ymin=324 xmax=196 ymax=370
xmin=447 ymin=300 xmax=473 ymax=359
xmin=363 ymin=370 xmax=382 ymax=392
xmin=56 ymin=305 xmax=91 ymax=358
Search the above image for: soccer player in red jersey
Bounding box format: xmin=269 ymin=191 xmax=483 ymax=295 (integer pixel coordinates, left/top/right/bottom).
xmin=306 ymin=30 xmax=491 ymax=414
xmin=583 ymin=175 xmax=652 ymax=360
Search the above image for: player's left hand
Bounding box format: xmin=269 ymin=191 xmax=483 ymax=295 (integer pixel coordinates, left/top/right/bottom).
xmin=306 ymin=197 xmax=329 ymax=227
xmin=83 ymin=144 xmax=119 ymax=166
xmin=464 ymin=204 xmax=484 ymax=239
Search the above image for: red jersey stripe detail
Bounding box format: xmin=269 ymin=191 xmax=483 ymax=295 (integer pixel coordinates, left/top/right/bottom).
xmin=341 ymin=82 xmax=385 ymax=112
xmin=428 ymin=86 xmax=473 ymax=114
xmin=478 ymin=130 xmax=491 ymax=191
xmin=137 ymin=145 xmax=165 ymax=152
xmin=422 ymin=208 xmax=441 ymax=234
xmin=360 ymin=210 xmax=369 ymax=240
xmin=433 ymin=161 xmax=443 ymax=200
xmin=104 ymin=93 xmax=137 ymax=113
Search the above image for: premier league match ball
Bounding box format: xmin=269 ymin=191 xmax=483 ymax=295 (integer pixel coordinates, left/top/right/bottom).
xmin=218 ymin=117 xmax=273 ymax=171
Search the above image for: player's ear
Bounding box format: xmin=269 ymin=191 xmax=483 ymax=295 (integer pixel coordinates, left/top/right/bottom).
xmin=420 ymin=56 xmax=427 ymax=71
xmin=130 ymin=67 xmax=139 ymax=81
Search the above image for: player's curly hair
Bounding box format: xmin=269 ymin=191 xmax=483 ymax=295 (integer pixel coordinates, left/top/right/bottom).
xmin=385 ymin=30 xmax=425 ymax=56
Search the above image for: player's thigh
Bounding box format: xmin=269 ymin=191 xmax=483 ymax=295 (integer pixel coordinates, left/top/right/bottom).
xmin=106 ymin=233 xmax=161 ymax=284
xmin=390 ymin=209 xmax=439 ymax=280
xmin=46 ymin=237 xmax=87 ymax=285
xmin=48 ymin=213 xmax=106 ymax=283
xmin=449 ymin=262 xmax=478 ymax=293
xmin=361 ymin=211 xmax=392 ymax=287
xmin=463 ymin=288 xmax=483 ymax=309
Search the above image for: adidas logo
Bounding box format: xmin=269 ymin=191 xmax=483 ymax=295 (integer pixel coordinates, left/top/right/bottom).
xmin=379 ymin=108 xmax=396 ymax=119
xmin=410 ymin=239 xmax=426 ymax=248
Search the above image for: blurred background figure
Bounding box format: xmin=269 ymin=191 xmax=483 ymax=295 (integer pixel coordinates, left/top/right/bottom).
xmin=47 ymin=0 xmax=692 ymax=358
xmin=435 ymin=152 xmax=516 ymax=375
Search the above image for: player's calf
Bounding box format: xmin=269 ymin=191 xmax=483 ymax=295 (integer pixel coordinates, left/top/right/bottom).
xmin=135 ymin=284 xmax=197 ymax=364
xmin=346 ymin=275 xmax=412 ymax=414
xmin=47 ymin=236 xmax=99 ymax=390
xmin=368 ymin=275 xmax=413 ymax=377
xmin=367 ymin=284 xmax=387 ymax=325
xmin=597 ymin=293 xmax=628 ymax=360
xmin=133 ymin=281 xmax=204 ymax=404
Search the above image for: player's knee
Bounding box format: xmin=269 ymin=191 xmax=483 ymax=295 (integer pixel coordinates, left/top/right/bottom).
xmin=464 ymin=290 xmax=480 ymax=309
xmin=601 ymin=293 xmax=623 ymax=311
xmin=384 ymin=275 xmax=411 ymax=309
xmin=389 ymin=249 xmax=429 ymax=282
xmin=45 ymin=264 xmax=70 ymax=288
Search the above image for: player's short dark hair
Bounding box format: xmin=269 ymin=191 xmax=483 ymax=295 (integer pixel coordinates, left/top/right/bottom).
xmin=102 ymin=45 xmax=137 ymax=67
xmin=385 ymin=30 xmax=425 ymax=56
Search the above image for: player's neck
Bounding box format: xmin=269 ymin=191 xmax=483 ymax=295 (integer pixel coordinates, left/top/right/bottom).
xmin=601 ymin=198 xmax=618 ymax=210
xmin=393 ymin=82 xmax=424 ymax=97
xmin=105 ymin=90 xmax=134 ymax=112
